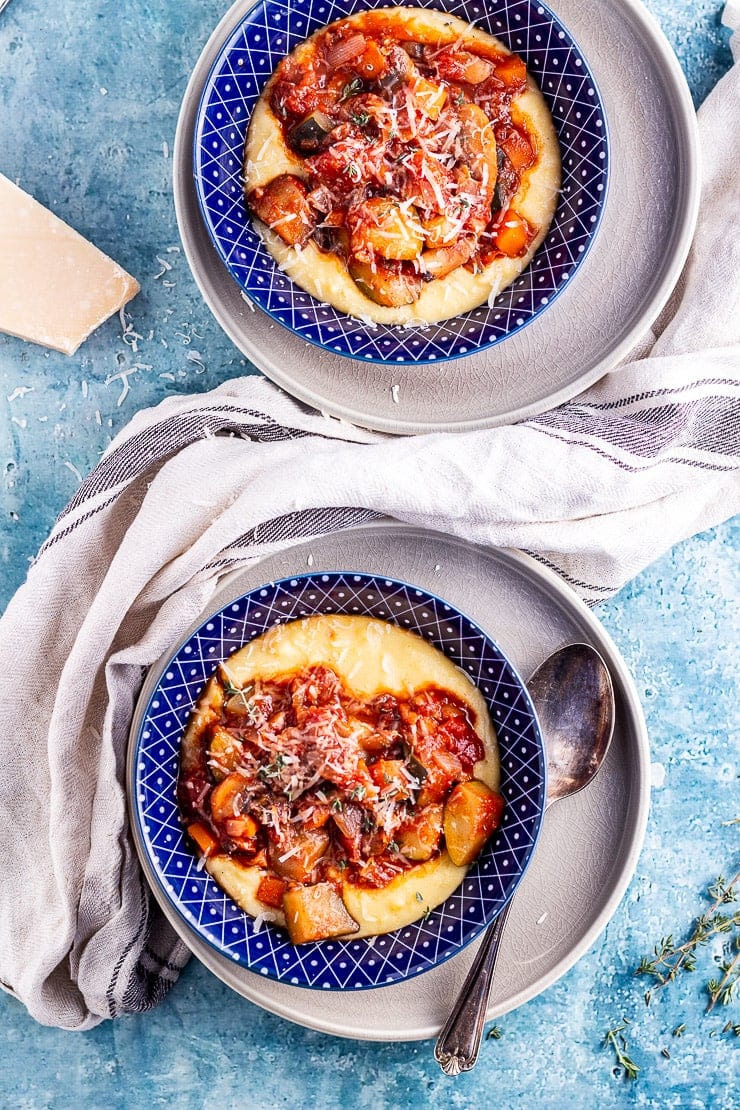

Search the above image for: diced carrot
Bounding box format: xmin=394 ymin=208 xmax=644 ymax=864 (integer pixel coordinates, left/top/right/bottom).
xmin=187 ymin=821 xmax=219 ymax=857
xmin=495 ymin=53 xmax=527 ymax=90
xmin=500 ymin=128 xmax=535 ymax=171
xmin=495 ymin=209 xmax=532 ymax=257
xmin=257 ymin=874 xmax=289 ymax=908
xmin=210 ymin=771 xmax=248 ymax=822
xmin=224 ymin=814 xmax=258 ymax=839
xmin=358 ymin=39 xmax=387 ymax=79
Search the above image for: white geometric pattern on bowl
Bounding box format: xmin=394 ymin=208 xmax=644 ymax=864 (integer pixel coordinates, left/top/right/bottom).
xmin=132 ymin=572 xmax=546 ymax=989
xmin=194 ymin=0 xmax=609 ymax=364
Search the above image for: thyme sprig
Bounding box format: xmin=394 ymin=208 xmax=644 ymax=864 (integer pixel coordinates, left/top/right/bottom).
xmin=635 ymin=871 xmax=740 ymax=1006
xmin=604 ymin=1018 xmax=640 ymax=1080
xmin=707 ymin=935 xmax=740 ymax=1013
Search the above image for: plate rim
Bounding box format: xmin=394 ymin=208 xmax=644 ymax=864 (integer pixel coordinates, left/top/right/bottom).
xmin=174 ymin=0 xmax=700 ymax=434
xmin=127 ymin=523 xmax=651 ymax=1039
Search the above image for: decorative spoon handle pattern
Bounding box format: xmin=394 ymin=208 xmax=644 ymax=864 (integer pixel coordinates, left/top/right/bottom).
xmin=434 ymin=898 xmax=515 ymax=1075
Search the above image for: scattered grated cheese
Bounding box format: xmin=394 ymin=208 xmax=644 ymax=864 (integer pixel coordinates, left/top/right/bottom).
xmin=63 ymin=460 xmax=83 ymax=482
xmin=7 ymin=386 xmax=33 ymax=402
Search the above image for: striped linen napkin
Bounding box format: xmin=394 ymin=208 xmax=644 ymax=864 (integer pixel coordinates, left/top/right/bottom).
xmin=0 ymin=19 xmax=738 ymax=1032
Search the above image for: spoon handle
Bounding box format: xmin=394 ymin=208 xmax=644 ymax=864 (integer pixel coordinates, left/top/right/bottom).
xmin=434 ymin=898 xmax=514 ymax=1075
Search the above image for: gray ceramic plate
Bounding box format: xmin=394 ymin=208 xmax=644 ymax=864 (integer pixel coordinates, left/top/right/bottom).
xmin=173 ymin=0 xmax=699 ymax=434
xmin=128 ymin=524 xmax=650 ymax=1040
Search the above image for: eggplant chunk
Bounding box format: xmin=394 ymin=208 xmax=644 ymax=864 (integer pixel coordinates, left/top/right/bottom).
xmin=247 ymin=174 xmax=316 ymax=247
xmin=282 ymin=882 xmax=360 ymax=944
xmin=267 ymin=827 xmax=330 ymax=881
xmin=444 ymin=780 xmax=504 ymax=866
xmin=287 ymin=110 xmax=334 ymax=154
xmin=349 ymin=256 xmax=422 ymax=307
xmin=458 ymin=103 xmax=498 ymax=205
xmin=420 ymin=237 xmax=476 ymax=281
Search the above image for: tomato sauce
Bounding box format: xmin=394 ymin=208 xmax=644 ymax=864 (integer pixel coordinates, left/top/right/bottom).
xmin=178 ymin=662 xmax=487 ymax=891
xmin=246 ymin=10 xmax=541 ymax=308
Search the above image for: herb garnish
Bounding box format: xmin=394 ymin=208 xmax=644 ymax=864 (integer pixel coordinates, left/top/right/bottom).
xmin=350 ymin=110 xmax=370 ymax=127
xmin=361 ymin=810 xmax=375 ymax=833
xmin=339 ymin=77 xmax=363 ymax=102
xmin=222 ymin=677 xmax=260 ymax=723
xmin=486 ymin=1026 xmax=502 ymax=1040
xmin=257 ymin=753 xmax=286 ymax=782
xmin=346 ymin=162 xmax=361 ymax=182
xmin=635 ymin=872 xmax=740 ymax=1009
xmin=604 ymin=1018 xmax=640 ymax=1080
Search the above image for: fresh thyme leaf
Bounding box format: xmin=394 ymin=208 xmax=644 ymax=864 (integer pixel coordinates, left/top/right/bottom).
xmin=257 ymin=753 xmax=286 ymax=782
xmin=486 ymin=1026 xmax=502 ymax=1040
xmin=339 ymin=77 xmax=363 ymax=103
xmin=331 ymin=797 xmax=344 ymax=813
xmin=350 ymin=110 xmax=370 ymax=127
xmin=635 ymin=871 xmax=740 ymax=1009
xmin=415 ymin=891 xmax=424 ymax=903
xmin=346 ymin=162 xmax=361 ymax=182
xmin=422 ymin=904 xmax=432 ymax=920
xmin=672 ymin=1024 xmax=686 ymax=1037
xmin=359 ymin=810 xmax=374 ymax=833
xmin=604 ymin=1018 xmax=640 ymax=1081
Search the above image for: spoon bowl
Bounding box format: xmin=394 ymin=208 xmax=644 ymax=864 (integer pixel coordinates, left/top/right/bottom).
xmin=531 ymin=643 xmax=615 ymax=806
xmin=435 ymin=642 xmax=616 ymax=1076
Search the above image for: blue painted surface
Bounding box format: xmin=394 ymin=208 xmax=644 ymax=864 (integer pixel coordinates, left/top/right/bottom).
xmin=0 ymin=1 xmax=737 ymax=1107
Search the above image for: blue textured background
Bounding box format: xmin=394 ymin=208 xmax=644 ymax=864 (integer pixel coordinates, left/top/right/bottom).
xmin=0 ymin=1 xmax=737 ymax=1106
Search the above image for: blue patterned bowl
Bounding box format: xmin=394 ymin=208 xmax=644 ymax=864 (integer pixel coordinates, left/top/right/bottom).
xmin=132 ymin=572 xmax=546 ymax=990
xmin=193 ymin=0 xmax=608 ymax=365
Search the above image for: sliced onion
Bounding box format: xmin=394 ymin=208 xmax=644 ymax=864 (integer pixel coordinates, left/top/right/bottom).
xmin=324 ymin=33 xmax=366 ymax=70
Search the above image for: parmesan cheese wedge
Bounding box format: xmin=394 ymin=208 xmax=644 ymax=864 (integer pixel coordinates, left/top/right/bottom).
xmin=0 ymin=173 xmax=140 ymax=355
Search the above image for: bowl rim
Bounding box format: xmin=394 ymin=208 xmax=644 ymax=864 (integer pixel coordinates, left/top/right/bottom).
xmin=191 ymin=0 xmax=611 ymax=366
xmin=130 ymin=568 xmax=547 ymax=990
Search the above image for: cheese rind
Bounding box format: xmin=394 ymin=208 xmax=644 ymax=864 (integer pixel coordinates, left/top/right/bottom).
xmin=0 ymin=173 xmax=140 ymax=355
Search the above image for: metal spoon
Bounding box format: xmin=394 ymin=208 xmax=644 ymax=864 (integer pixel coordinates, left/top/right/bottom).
xmin=434 ymin=643 xmax=615 ymax=1076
